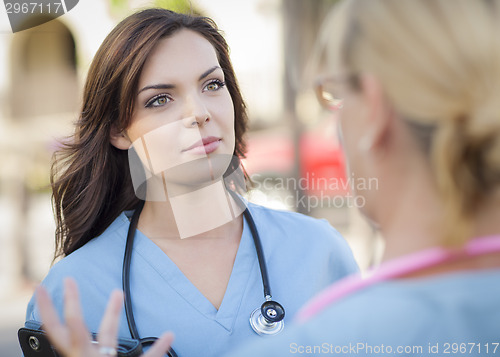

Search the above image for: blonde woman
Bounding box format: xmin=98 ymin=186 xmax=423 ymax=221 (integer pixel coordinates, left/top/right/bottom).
xmin=227 ymin=0 xmax=500 ymax=355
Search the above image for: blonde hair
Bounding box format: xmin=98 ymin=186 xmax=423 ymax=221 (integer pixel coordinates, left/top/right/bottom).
xmin=324 ymin=0 xmax=500 ymax=246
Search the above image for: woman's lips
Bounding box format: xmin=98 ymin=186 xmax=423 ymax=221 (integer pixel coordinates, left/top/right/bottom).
xmin=183 ymin=137 xmax=221 ymax=155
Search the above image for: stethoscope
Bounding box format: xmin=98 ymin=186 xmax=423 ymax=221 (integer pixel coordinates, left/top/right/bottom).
xmin=122 ymin=199 xmax=285 ymax=357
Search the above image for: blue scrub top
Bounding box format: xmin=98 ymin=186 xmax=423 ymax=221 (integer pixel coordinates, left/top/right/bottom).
xmin=226 ymin=269 xmax=500 ymax=356
xmin=26 ymin=202 xmax=359 ymax=356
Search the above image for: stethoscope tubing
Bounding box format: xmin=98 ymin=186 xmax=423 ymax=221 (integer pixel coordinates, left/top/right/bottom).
xmin=239 ymin=203 xmax=272 ymax=298
xmin=122 ymin=196 xmax=281 ymax=356
xmin=122 ymin=200 xmax=171 ymax=355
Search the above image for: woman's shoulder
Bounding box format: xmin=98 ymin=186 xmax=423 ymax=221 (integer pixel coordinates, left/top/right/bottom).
xmin=52 ymin=212 xmax=129 ymax=270
xmin=245 ymin=202 xmax=359 ymax=272
xmin=26 ymin=212 xmax=130 ymax=322
xmin=247 ymin=201 xmax=334 ymax=229
xmin=302 ymin=269 xmax=500 ymax=340
xmin=35 ymin=212 xmax=129 ymax=294
xmin=246 ymin=201 xmax=344 ymax=244
xmin=232 ymin=270 xmax=500 ymax=356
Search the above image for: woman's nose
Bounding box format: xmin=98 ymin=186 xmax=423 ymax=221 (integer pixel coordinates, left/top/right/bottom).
xmin=184 ymin=116 xmax=210 ymax=128
xmin=182 ymin=95 xmax=211 ymax=128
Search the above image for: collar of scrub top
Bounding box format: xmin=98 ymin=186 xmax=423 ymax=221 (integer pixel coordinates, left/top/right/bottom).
xmin=295 ymin=235 xmax=500 ymax=323
xmin=122 ymin=196 xmax=286 ymax=357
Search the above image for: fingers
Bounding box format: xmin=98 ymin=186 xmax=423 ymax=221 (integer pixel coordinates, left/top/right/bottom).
xmin=97 ymin=290 xmax=124 ymax=350
xmin=143 ymin=332 xmax=175 ymax=357
xmin=36 ymin=285 xmax=70 ymax=352
xmin=37 ymin=279 xmax=169 ymax=357
xmin=63 ymin=278 xmax=93 ymax=352
xmin=36 ymin=278 xmax=93 ymax=356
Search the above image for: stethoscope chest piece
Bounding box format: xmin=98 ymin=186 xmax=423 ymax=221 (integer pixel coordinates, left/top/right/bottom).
xmin=249 ymin=299 xmax=285 ymax=336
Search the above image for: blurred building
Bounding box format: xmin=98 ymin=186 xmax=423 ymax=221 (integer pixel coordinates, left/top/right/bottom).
xmin=0 ymin=1 xmax=117 ymax=295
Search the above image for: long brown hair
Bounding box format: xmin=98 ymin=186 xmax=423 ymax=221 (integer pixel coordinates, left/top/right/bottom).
xmin=52 ymin=8 xmax=248 ymax=259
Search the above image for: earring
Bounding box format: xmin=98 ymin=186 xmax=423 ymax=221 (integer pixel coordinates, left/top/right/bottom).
xmin=358 ymin=135 xmax=373 ymax=152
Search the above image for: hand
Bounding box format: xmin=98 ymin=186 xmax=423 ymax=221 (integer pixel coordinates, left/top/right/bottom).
xmin=36 ymin=278 xmax=174 ymax=357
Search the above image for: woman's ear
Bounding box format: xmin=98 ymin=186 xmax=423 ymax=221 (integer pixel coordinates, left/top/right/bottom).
xmin=110 ymin=125 xmax=132 ymax=150
xmin=358 ymin=74 xmax=394 ymax=152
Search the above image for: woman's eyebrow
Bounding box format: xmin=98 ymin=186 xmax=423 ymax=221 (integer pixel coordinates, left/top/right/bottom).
xmin=137 ymin=83 xmax=175 ymax=95
xmin=199 ymin=65 xmax=221 ymax=81
xmin=137 ymin=66 xmax=222 ymax=95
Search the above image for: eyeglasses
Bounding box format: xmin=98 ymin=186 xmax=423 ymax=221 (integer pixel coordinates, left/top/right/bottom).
xmin=314 ymin=74 xmax=359 ymax=111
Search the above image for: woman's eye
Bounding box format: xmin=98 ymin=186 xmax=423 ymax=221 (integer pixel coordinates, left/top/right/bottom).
xmin=203 ymin=80 xmax=226 ymax=92
xmin=145 ymin=94 xmax=171 ymax=108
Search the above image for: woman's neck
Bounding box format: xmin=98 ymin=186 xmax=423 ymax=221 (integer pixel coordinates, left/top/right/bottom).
xmin=379 ymin=187 xmax=500 ymax=274
xmin=137 ymin=178 xmax=245 ymax=241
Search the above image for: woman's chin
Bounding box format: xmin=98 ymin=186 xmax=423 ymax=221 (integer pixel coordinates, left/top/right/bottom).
xmin=162 ymin=155 xmax=232 ymax=194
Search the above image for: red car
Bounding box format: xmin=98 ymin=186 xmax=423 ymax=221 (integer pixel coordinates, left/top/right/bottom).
xmin=243 ymin=119 xmax=348 ymax=197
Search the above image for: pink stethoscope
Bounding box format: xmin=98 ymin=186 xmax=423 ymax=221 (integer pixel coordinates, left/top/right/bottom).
xmin=295 ymin=235 xmax=500 ymax=323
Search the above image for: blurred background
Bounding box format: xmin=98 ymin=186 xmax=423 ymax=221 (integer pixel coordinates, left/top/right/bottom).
xmin=0 ymin=0 xmax=383 ymax=355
